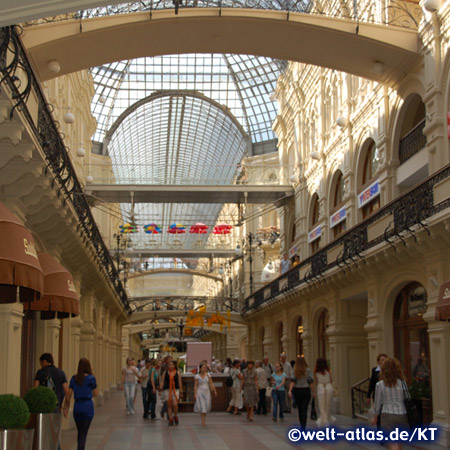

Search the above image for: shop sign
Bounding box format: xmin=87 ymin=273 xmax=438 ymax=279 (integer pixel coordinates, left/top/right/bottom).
xmin=308 ymin=224 xmax=321 ymax=243
xmin=330 ymin=206 xmax=346 ymax=228
xmin=358 ymin=179 xmax=380 ymax=208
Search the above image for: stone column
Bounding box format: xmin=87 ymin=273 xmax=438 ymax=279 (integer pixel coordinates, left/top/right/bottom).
xmin=62 ymin=315 xmax=83 ymax=380
xmin=0 ymin=303 xmax=23 ymax=394
xmin=248 ymin=321 xmax=258 ymax=360
xmin=422 ymin=253 xmax=450 ymax=447
xmin=35 ymin=318 xmax=61 ymax=366
xmin=281 ymin=310 xmax=291 ymax=358
xmin=328 ymin=292 xmax=369 ymax=416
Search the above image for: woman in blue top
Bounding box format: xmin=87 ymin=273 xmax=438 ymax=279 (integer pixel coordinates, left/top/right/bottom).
xmin=271 ymin=363 xmax=286 ymax=421
xmin=64 ymin=358 xmax=98 ymax=450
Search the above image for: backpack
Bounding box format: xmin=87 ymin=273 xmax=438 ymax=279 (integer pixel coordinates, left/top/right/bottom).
xmin=44 ymin=368 xmax=56 ymax=392
xmin=226 ymin=369 xmax=235 ymax=387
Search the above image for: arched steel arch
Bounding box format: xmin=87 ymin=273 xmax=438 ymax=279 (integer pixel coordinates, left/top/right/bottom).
xmin=23 ymin=10 xmax=418 ymax=87
xmin=104 ymin=90 xmax=248 ymax=152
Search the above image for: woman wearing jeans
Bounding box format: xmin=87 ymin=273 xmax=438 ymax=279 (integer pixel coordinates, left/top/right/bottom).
xmin=271 ymin=363 xmax=286 ymax=421
xmin=120 ymin=357 xmax=141 ymax=415
xmin=64 ymin=358 xmax=98 ymax=450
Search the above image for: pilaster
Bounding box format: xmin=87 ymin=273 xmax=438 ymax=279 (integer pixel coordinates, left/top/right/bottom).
xmin=0 ymin=303 xmax=23 ymax=394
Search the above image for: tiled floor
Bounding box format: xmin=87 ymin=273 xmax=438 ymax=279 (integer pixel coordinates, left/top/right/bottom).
xmin=61 ymin=391 xmax=443 ymax=449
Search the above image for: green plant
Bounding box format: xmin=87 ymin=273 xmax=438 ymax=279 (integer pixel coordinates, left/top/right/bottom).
xmin=24 ymin=386 xmax=58 ymax=414
xmin=0 ymin=394 xmax=30 ymax=429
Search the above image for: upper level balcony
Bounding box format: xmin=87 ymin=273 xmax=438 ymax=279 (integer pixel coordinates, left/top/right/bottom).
xmin=243 ymin=162 xmax=450 ymax=314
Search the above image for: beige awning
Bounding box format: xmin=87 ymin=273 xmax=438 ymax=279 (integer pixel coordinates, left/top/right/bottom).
xmin=0 ymin=202 xmax=43 ymax=302
xmin=25 ymin=253 xmax=80 ymax=320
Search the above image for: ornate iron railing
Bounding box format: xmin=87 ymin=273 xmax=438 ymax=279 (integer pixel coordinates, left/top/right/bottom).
xmin=351 ymin=377 xmax=370 ymax=419
xmin=0 ymin=26 xmax=131 ymax=314
xmin=24 ymin=0 xmax=421 ymax=29
xmin=399 ymin=119 xmax=427 ymax=164
xmin=243 ymin=162 xmax=450 ymax=313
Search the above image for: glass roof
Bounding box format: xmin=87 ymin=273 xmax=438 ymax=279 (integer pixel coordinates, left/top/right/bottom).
xmin=81 ymin=0 xmax=312 ymax=17
xmin=91 ymin=54 xmax=285 ymax=144
xmin=108 ymin=91 xmax=246 ymax=249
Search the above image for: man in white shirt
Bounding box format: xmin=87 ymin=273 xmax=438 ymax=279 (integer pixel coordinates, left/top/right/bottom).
xmin=280 ymin=253 xmax=291 ymax=275
xmin=255 ymin=360 xmax=268 ymax=415
xmin=261 ymin=356 xmax=274 ymax=412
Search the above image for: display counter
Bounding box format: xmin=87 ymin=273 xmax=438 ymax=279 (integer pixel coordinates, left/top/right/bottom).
xmin=179 ymin=373 xmax=229 ymax=412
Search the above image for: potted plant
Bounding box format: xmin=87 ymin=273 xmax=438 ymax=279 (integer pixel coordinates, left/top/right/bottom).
xmin=24 ymin=386 xmax=61 ymax=450
xmin=0 ymin=394 xmax=34 ymax=450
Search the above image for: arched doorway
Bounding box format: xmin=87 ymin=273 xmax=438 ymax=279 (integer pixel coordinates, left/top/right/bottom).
xmin=317 ymin=309 xmax=329 ymax=359
xmin=295 ymin=317 xmax=304 ymax=357
xmin=393 ymin=282 xmax=432 ymax=423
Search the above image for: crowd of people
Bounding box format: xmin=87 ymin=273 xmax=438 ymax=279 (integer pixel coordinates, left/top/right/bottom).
xmin=31 ymin=349 xmax=420 ymax=449
xmin=121 ymin=353 xmax=336 ymax=431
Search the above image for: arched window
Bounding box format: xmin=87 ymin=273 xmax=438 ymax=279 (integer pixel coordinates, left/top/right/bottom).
xmin=318 ymin=309 xmax=329 ymax=359
xmin=398 ymin=95 xmax=426 ymax=165
xmin=309 ymin=194 xmax=321 ymax=254
xmin=296 ymin=317 xmax=304 ymax=357
xmin=331 ymin=171 xmax=346 ymax=238
xmin=361 ymin=140 xmax=381 ymax=219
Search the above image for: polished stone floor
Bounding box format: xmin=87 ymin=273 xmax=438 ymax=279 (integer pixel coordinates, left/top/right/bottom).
xmin=61 ymin=390 xmax=443 ymax=450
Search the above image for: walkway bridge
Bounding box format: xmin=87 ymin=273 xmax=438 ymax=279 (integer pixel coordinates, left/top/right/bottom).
xmin=21 ymin=1 xmax=420 ymax=87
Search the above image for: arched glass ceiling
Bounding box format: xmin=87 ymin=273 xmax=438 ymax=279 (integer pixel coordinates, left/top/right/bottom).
xmin=91 ymin=54 xmax=285 ymax=144
xmin=81 ymin=0 xmax=312 ymax=17
xmin=108 ymin=91 xmax=247 ymax=184
xmin=108 ymin=92 xmax=246 ymax=248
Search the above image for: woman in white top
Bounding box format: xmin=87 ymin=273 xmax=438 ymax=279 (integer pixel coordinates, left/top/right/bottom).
xmin=226 ymin=359 xmax=243 ymax=415
xmin=120 ymin=357 xmax=141 ymax=415
xmin=194 ymin=363 xmax=217 ymax=425
xmin=371 ymin=357 xmax=409 ymax=450
xmin=314 ymin=357 xmax=334 ymax=427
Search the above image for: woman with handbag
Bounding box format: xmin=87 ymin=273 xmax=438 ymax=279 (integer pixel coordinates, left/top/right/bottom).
xmin=288 ymin=356 xmax=314 ymax=430
xmin=194 ymin=363 xmax=217 ymax=425
xmin=371 ymin=358 xmax=410 ymax=450
xmin=226 ymin=359 xmax=243 ymax=415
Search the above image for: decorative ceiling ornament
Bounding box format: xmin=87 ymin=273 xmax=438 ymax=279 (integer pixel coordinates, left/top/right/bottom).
xmin=213 ymin=224 xmax=233 ymax=235
xmin=189 ymin=223 xmax=209 ymax=234
xmin=120 ymin=223 xmax=138 ymax=233
xmin=167 ymin=223 xmax=186 ymax=234
xmin=144 ymin=223 xmax=161 ymax=234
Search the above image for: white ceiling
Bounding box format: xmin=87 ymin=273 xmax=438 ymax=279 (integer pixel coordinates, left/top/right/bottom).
xmin=0 ymin=0 xmax=118 ymax=27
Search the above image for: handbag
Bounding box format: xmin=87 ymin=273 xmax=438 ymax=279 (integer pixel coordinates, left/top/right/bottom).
xmin=310 ymin=397 xmax=317 ymax=420
xmin=266 ymin=386 xmax=272 ymax=396
xmin=401 ymin=380 xmax=421 ymax=428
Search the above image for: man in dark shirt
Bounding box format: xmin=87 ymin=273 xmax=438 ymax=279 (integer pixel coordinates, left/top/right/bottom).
xmin=367 ymin=353 xmax=388 ymax=402
xmin=34 ymin=352 xmax=69 ymax=414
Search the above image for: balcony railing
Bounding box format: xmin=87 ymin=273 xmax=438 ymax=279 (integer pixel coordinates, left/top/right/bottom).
xmin=243 ymin=162 xmax=450 ymax=313
xmin=351 ymin=377 xmax=370 ymax=419
xmin=0 ymin=27 xmax=131 ymax=314
xmin=399 ymin=119 xmax=427 ymax=164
